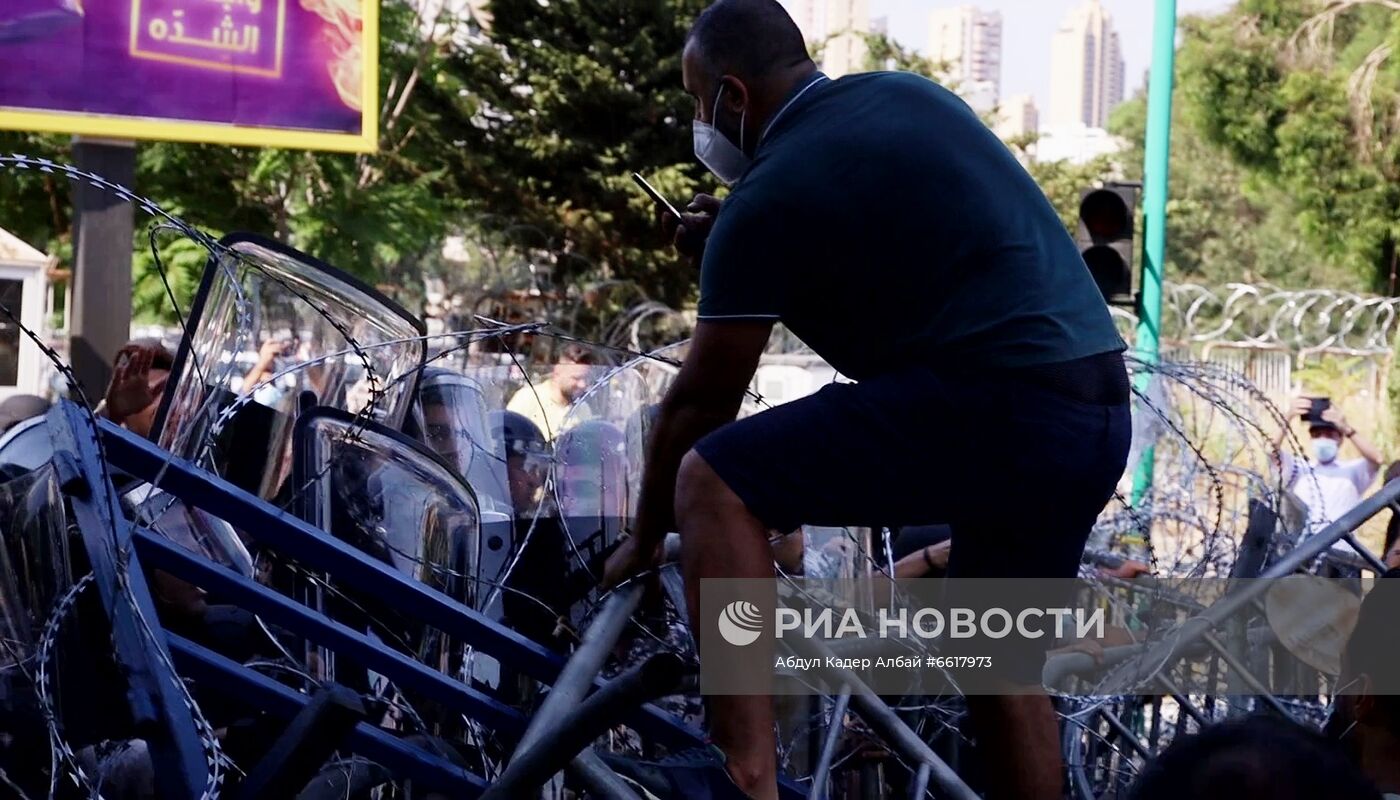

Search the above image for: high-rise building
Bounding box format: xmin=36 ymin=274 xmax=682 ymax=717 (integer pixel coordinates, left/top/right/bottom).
xmin=1048 ymin=0 xmax=1125 ymax=129
xmin=994 ymin=93 xmax=1038 ymax=141
xmin=927 ymin=5 xmax=1002 ymax=112
xmin=779 ymin=0 xmax=869 ymax=78
xmin=780 ymin=0 xmax=826 ymax=47
xmin=823 ymin=0 xmax=869 ymax=77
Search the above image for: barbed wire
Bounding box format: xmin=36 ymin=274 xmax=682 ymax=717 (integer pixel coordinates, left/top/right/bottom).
xmin=1115 ymin=282 xmax=1400 ymax=355
xmin=4 ymin=155 xmax=1391 ymax=799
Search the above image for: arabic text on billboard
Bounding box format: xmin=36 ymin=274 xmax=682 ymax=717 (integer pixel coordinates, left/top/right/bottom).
xmin=0 ymin=0 xmax=377 ymax=152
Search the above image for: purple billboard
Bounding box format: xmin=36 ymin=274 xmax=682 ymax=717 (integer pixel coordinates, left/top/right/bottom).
xmin=0 ymin=0 xmax=377 ymax=152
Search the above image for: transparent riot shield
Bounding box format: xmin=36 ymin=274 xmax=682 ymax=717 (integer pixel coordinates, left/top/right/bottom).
xmin=154 ymin=234 xmax=425 ymax=500
xmin=292 ymin=408 xmax=482 ymax=732
xmin=0 ymin=464 xmax=71 ymax=666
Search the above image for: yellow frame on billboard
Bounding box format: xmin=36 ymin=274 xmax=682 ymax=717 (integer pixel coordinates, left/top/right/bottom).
xmin=0 ymin=1 xmax=379 ymax=154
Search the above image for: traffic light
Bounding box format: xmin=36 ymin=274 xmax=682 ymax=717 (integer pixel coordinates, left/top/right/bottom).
xmin=1076 ymin=183 xmax=1138 ymax=306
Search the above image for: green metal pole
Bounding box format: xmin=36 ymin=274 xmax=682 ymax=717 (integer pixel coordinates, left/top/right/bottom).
xmin=1128 ymin=0 xmax=1177 ymax=524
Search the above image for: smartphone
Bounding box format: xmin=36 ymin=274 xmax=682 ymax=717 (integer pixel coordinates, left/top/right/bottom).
xmin=1306 ymin=396 xmax=1331 ymax=422
xmin=630 ymin=172 xmax=682 ymax=220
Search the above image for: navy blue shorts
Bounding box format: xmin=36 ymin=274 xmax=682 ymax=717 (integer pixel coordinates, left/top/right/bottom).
xmin=694 ymin=359 xmax=1131 ymax=683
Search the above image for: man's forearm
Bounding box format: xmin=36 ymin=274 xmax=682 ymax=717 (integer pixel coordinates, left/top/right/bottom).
xmin=244 ymin=366 xmax=270 ymax=389
xmin=1348 ymin=429 xmax=1384 ymax=467
xmin=632 ymin=397 xmax=738 ymax=549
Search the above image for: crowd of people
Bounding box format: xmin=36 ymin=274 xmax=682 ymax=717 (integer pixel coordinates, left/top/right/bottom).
xmin=0 ymin=314 xmax=1383 ymax=799
xmin=2 ymin=0 xmax=1400 ymax=796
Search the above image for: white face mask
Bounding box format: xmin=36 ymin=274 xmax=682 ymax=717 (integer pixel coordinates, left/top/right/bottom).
xmin=693 ymin=83 xmax=749 ymax=186
xmin=1313 ymin=438 xmax=1339 ymax=464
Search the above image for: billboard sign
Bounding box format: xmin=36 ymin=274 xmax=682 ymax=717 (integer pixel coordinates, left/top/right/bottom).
xmin=0 ymin=0 xmax=378 ymax=152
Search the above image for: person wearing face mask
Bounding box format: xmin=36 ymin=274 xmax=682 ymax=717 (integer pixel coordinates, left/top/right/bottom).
xmin=601 ymin=1 xmax=1130 ymax=798
xmin=1275 ymin=397 xmax=1383 ymax=574
xmin=1326 ymin=567 xmax=1400 ymax=799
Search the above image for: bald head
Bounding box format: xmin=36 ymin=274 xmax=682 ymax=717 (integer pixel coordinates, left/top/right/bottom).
xmin=685 ymin=0 xmax=811 ymax=85
xmin=682 ymin=0 xmax=817 ymax=160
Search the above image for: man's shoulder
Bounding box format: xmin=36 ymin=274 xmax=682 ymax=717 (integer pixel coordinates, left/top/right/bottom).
xmin=831 ymin=70 xmax=946 ymax=96
xmin=829 ymin=71 xmax=976 ymax=123
xmin=1322 ymin=457 xmax=1372 ymax=474
xmin=505 ymin=385 xmax=540 ymax=412
xmin=750 ymin=71 xmax=980 ymax=188
xmin=1339 ymin=457 xmax=1379 ymax=478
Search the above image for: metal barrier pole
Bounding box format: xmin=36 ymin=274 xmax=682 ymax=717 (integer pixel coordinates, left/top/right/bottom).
xmin=567 ymin=751 xmax=641 ymax=800
xmin=512 ymin=583 xmax=644 ymax=755
xmin=134 ymin=528 xmax=527 ymax=733
xmin=782 ymin=635 xmax=977 ymax=800
xmin=481 ymin=654 xmax=687 ymax=800
xmin=1042 ymin=644 xmax=1148 ymax=687
xmin=1340 ymin=531 xmax=1389 ymax=572
xmin=1154 ymin=676 xmax=1208 ymax=726
xmin=1200 ymin=632 xmax=1294 ymax=719
xmin=806 ymin=686 xmax=851 ymax=800
xmin=909 ymin=763 xmax=931 ymax=799
xmin=48 ymin=402 xmax=210 ymax=797
xmin=168 ymin=635 xmax=488 ymax=796
xmin=1134 ymin=478 xmax=1400 ymax=673
xmin=506 ymin=583 xmax=645 ymax=799
xmin=1094 ymin=707 xmax=1152 ymax=761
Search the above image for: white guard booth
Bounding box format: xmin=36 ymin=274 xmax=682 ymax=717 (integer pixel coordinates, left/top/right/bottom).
xmin=0 ymin=227 xmax=51 ymax=399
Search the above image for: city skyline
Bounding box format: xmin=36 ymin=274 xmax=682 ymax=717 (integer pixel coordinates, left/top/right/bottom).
xmin=1048 ymin=0 xmax=1125 ymax=129
xmin=779 ymin=0 xmax=871 ymax=76
xmin=871 ymin=0 xmax=1234 ymax=114
xmin=927 ymin=5 xmax=1003 ymax=111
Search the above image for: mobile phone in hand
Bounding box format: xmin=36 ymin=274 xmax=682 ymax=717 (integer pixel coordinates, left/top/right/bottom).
xmin=1307 ymin=396 xmax=1331 ymax=422
xmin=630 ymin=172 xmax=682 ymax=220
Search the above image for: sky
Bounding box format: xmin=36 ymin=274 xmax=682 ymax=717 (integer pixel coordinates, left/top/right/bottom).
xmin=870 ymin=0 xmax=1237 ymax=112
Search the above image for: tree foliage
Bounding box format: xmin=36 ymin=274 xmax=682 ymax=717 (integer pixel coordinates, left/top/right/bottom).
xmin=1 ymin=0 xmax=471 ymax=322
xmin=858 ymin=32 xmax=947 ymax=79
xmin=1178 ymin=0 xmax=1400 ymax=291
xmin=5 ymin=0 xmax=1397 ymax=329
xmin=446 ymin=0 xmax=712 ymax=306
xmin=1010 ymin=1 xmax=1391 ymax=293
xmin=1104 ymin=89 xmax=1357 ymax=290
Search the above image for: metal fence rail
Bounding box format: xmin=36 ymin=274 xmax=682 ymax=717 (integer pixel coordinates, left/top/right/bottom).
xmin=49 ymin=405 xmax=715 ymax=797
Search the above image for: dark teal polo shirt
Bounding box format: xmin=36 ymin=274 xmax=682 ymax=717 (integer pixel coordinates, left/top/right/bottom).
xmin=697 ymin=71 xmax=1125 ymax=381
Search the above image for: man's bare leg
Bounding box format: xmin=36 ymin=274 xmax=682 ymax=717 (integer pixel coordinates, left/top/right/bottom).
xmin=965 ymin=692 xmax=1063 ymax=800
xmin=675 ymin=451 xmax=778 ymax=800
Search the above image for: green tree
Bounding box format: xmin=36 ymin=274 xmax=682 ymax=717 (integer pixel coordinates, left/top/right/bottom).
xmin=446 ymin=0 xmax=713 ymax=306
xmin=1 ymin=0 xmax=472 ymax=323
xmin=0 ymin=132 xmax=72 ymax=261
xmin=858 ymin=32 xmax=947 ymax=79
xmin=1178 ymin=0 xmax=1399 ymax=291
xmin=1104 ymin=87 xmax=1353 ymax=289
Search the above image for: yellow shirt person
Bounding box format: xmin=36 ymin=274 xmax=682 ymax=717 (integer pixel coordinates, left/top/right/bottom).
xmin=504 ymin=347 xmax=596 ymax=441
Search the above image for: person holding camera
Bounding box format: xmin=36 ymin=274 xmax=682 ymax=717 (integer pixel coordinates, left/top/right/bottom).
xmin=1275 ymin=397 xmax=1383 ymax=572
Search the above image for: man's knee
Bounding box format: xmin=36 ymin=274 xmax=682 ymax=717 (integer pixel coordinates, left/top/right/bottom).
xmin=676 ymin=449 xmax=741 ymax=524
